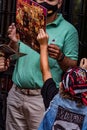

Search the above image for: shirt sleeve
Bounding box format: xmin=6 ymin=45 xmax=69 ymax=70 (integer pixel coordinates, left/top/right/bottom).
xmin=63 ymin=30 xmax=79 ymax=60
xmin=41 ymin=78 xmax=58 ymax=109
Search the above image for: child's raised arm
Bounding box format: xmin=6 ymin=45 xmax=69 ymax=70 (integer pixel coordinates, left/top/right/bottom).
xmin=37 ymin=29 xmax=52 ymax=82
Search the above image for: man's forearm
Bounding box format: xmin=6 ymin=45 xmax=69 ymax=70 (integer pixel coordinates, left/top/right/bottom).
xmin=58 ymin=56 xmax=78 ymax=71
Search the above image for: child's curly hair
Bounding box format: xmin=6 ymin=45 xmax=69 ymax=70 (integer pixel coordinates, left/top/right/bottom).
xmin=59 ymin=83 xmax=83 ymax=107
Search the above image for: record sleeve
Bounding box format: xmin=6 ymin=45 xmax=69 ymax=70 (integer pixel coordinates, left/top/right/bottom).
xmin=16 ymin=0 xmax=47 ymax=52
xmin=0 ymin=44 xmax=26 ymax=60
xmin=0 ymin=44 xmax=16 ymax=57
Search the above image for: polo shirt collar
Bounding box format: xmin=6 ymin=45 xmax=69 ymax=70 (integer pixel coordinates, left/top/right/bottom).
xmin=47 ymin=13 xmax=64 ymax=26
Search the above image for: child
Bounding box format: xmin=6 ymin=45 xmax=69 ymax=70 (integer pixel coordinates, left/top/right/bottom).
xmin=37 ymin=29 xmax=87 ymax=130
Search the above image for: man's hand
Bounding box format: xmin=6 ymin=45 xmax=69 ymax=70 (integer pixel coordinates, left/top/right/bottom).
xmin=8 ymin=23 xmax=18 ymax=43
xmin=48 ymin=44 xmax=62 ymax=60
xmin=80 ymin=58 xmax=87 ymax=70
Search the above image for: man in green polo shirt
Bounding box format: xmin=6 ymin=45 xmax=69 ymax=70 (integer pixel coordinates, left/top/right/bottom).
xmin=6 ymin=0 xmax=79 ymax=130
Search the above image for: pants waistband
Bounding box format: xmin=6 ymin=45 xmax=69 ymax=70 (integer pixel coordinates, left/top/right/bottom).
xmin=14 ymin=84 xmax=41 ymax=96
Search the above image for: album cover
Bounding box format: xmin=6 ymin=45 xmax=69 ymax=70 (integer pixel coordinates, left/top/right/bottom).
xmin=16 ymin=0 xmax=47 ymax=52
xmin=0 ymin=44 xmax=16 ymax=57
xmin=0 ymin=44 xmax=26 ymax=60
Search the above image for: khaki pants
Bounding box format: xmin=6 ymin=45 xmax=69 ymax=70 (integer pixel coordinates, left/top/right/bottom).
xmin=6 ymin=84 xmax=45 ymax=130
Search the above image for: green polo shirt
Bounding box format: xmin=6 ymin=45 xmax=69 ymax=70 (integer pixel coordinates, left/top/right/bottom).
xmin=12 ymin=14 xmax=79 ymax=89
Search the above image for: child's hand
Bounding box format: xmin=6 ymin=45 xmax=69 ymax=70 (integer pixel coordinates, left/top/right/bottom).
xmin=37 ymin=29 xmax=49 ymax=47
xmin=80 ymin=58 xmax=87 ymax=70
xmin=8 ymin=23 xmax=18 ymax=43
